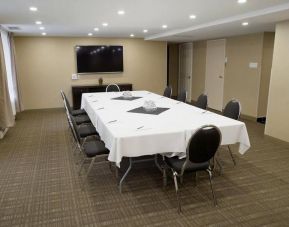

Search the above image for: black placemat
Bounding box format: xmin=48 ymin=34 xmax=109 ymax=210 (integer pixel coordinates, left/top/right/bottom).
xmin=111 ymin=96 xmax=142 ymax=101
xmin=127 ymin=107 xmax=170 ymax=115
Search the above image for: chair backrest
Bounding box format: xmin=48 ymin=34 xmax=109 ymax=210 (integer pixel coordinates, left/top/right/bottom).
xmin=61 ymin=90 xmax=73 ymax=114
xmin=195 ymin=94 xmax=207 ymax=110
xmin=177 ymin=90 xmax=187 ymax=102
xmin=68 ymin=114 xmax=81 ymax=146
xmin=186 ymin=125 xmax=221 ymax=164
xmin=106 ymin=84 xmax=120 ymax=92
xmin=163 ymin=86 xmax=172 ymax=98
xmin=223 ymin=99 xmax=241 ymax=120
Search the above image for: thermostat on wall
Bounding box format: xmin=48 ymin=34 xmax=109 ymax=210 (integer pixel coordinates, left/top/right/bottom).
xmin=249 ymin=62 xmax=258 ymax=69
xmin=72 ymin=74 xmax=79 ymax=80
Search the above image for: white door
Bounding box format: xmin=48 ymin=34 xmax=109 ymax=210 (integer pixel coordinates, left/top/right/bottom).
xmin=179 ymin=43 xmax=193 ymax=102
xmin=205 ymin=39 xmax=226 ymax=111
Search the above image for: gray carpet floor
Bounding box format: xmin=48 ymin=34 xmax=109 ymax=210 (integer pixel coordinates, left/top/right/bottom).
xmin=0 ymin=109 xmax=289 ymax=226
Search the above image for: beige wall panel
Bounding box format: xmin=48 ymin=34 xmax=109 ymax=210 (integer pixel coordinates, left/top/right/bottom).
xmin=14 ymin=37 xmax=167 ymax=110
xmin=265 ymin=21 xmax=289 ymax=142
xmin=191 ymin=41 xmax=206 ymax=101
xmin=224 ymin=34 xmax=263 ymax=117
xmin=258 ymin=32 xmax=275 ymax=117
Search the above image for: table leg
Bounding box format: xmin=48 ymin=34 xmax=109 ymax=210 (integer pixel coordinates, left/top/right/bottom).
xmin=119 ymin=157 xmax=132 ymax=193
xmin=154 ymin=154 xmax=163 ymax=172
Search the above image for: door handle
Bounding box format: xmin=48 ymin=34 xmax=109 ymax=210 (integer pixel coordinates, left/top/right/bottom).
xmin=219 ymin=75 xmax=223 ymax=79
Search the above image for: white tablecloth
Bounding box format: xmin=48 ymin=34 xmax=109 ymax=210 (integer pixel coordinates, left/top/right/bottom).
xmin=81 ymin=91 xmax=250 ymax=166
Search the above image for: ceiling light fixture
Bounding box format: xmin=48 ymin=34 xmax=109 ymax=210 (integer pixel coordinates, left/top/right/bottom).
xmin=118 ymin=10 xmax=125 ymax=15
xmin=162 ymin=25 xmax=168 ymax=29
xmin=29 ymin=6 xmax=38 ymax=11
xmin=238 ymin=0 xmax=247 ymax=4
xmin=130 ymin=34 xmax=134 ymax=37
xmin=35 ymin=21 xmax=42 ymax=25
xmin=143 ymin=29 xmax=148 ymax=33
xmin=41 ymin=32 xmax=46 ymax=36
xmin=88 ymin=33 xmax=93 ymax=36
xmin=189 ymin=14 xmax=196 ymax=19
xmin=39 ymin=27 xmax=45 ymax=30
xmin=94 ymin=27 xmax=99 ymax=31
xmin=102 ymin=23 xmax=108 ymax=27
xmin=242 ymin=22 xmax=249 ymax=26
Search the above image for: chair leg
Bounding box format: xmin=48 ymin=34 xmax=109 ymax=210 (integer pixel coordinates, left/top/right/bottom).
xmin=162 ymin=167 xmax=167 ymax=188
xmin=228 ymin=145 xmax=236 ymax=165
xmin=86 ymin=157 xmax=96 ymax=178
xmin=78 ymin=158 xmax=86 ymax=175
xmin=215 ymin=158 xmax=223 ymax=175
xmin=207 ymin=169 xmax=217 ymax=206
xmin=172 ymin=169 xmax=182 ymax=213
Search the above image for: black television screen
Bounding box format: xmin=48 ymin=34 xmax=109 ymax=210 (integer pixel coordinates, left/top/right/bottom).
xmin=76 ymin=45 xmax=123 ymax=73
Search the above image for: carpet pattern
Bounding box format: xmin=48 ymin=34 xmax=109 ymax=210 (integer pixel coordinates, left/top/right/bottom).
xmin=1 ymin=109 xmax=289 ymax=226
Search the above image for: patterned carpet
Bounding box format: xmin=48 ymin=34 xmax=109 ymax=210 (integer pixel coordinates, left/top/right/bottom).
xmin=1 ymin=109 xmax=289 ymax=226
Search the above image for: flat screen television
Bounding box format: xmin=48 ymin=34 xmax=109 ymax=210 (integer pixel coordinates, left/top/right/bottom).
xmin=75 ymin=45 xmax=123 ymax=74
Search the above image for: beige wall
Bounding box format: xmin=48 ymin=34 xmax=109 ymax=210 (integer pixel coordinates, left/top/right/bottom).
xmin=258 ymin=32 xmax=275 ymax=117
xmin=14 ymin=37 xmax=167 ymax=110
xmin=224 ymin=33 xmax=263 ymax=117
xmin=189 ymin=33 xmax=274 ymax=118
xmin=191 ymin=41 xmax=206 ymax=101
xmin=168 ymin=44 xmax=179 ymax=97
xmin=265 ymin=21 xmax=289 ymax=142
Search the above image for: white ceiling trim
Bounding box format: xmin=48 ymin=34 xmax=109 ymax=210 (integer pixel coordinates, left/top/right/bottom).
xmin=145 ymin=2 xmax=289 ymax=41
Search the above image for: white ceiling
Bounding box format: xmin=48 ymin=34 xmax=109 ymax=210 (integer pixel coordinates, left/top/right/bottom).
xmin=1 ymin=0 xmax=289 ymax=42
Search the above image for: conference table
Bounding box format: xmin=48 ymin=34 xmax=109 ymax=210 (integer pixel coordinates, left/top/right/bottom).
xmin=81 ymin=90 xmax=250 ymax=191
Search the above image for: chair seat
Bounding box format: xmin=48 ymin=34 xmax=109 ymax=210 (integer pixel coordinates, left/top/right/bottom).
xmin=165 ymin=156 xmax=209 ymax=173
xmin=72 ymin=109 xmax=86 ymax=116
xmin=83 ymin=140 xmax=109 ymax=158
xmin=74 ymin=115 xmax=91 ymax=125
xmin=78 ymin=124 xmax=98 ymax=138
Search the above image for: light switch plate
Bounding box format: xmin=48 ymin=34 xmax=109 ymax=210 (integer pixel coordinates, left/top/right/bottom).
xmin=249 ymin=62 xmax=258 ymax=69
xmin=72 ymin=74 xmax=78 ymax=80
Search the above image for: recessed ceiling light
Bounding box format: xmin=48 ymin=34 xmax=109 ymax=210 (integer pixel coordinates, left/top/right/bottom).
xmin=88 ymin=33 xmax=93 ymax=36
xmin=35 ymin=21 xmax=42 ymax=25
xmin=238 ymin=0 xmax=247 ymax=4
xmin=130 ymin=34 xmax=134 ymax=37
xmin=189 ymin=14 xmax=196 ymax=19
xmin=29 ymin=6 xmax=38 ymax=11
xmin=143 ymin=29 xmax=148 ymax=33
xmin=102 ymin=23 xmax=108 ymax=27
xmin=118 ymin=10 xmax=125 ymax=15
xmin=162 ymin=25 xmax=168 ymax=29
xmin=242 ymin=22 xmax=249 ymax=26
xmin=94 ymin=27 xmax=99 ymax=31
xmin=39 ymin=27 xmax=45 ymax=30
xmin=41 ymin=32 xmax=46 ymax=36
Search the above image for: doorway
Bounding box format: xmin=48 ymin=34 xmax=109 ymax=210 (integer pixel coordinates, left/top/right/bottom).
xmin=205 ymin=39 xmax=226 ymax=111
xmin=179 ymin=43 xmax=193 ymax=102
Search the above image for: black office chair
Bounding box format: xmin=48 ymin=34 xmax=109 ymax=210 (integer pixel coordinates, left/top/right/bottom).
xmin=163 ymin=86 xmax=172 ymax=98
xmin=223 ymin=99 xmax=241 ymax=120
xmin=223 ymin=99 xmax=241 ymax=165
xmin=106 ymin=84 xmax=120 ymax=92
xmin=61 ymin=90 xmax=91 ymax=125
xmin=195 ymin=93 xmax=208 ymax=110
xmin=163 ymin=125 xmax=221 ymax=212
xmin=177 ymin=90 xmax=187 ymax=103
xmin=68 ymin=114 xmax=109 ymax=177
xmin=60 ymin=90 xmax=87 ymax=116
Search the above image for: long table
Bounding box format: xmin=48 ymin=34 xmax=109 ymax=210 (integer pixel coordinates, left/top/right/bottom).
xmin=81 ymin=91 xmax=250 ymax=189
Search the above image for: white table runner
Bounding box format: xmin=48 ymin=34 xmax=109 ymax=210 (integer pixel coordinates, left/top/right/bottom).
xmin=81 ymin=91 xmax=250 ymax=166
